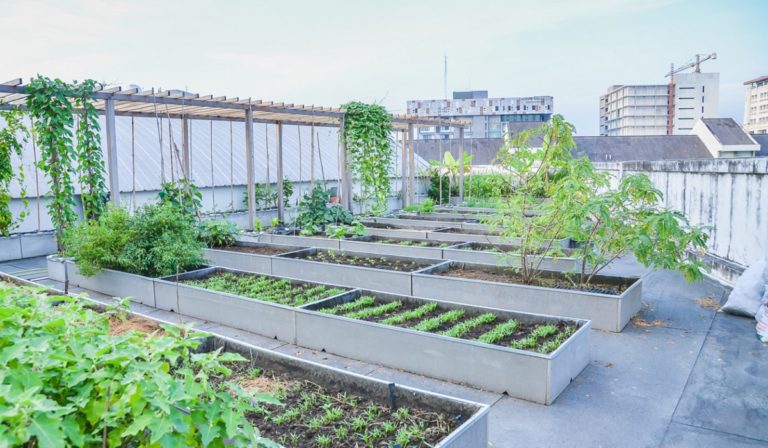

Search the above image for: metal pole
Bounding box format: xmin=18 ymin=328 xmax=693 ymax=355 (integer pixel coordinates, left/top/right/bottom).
xmin=459 ymin=126 xmax=465 ymax=201
xmin=408 ymin=124 xmax=415 ymax=206
xmin=181 ymin=118 xmax=191 ymax=179
xmin=276 ymin=122 xmax=285 ymax=222
xmin=105 ymin=99 xmax=120 ymax=206
xmin=245 ymin=107 xmax=255 ymax=230
xmin=339 ymin=118 xmax=351 ymax=211
xmin=400 ymin=131 xmax=407 ymax=209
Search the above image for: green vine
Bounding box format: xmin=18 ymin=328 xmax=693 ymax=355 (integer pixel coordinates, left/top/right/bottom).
xmin=0 ymin=107 xmax=29 ymax=236
xmin=341 ymin=102 xmax=393 ymax=215
xmin=74 ymin=79 xmax=108 ymax=220
xmin=26 ymin=76 xmax=78 ymax=249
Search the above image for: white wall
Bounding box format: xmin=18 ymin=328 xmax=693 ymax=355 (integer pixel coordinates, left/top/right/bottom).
xmin=596 ymin=158 xmax=768 ymax=285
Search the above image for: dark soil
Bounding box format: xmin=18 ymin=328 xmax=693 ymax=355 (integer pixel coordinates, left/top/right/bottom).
xmin=300 ymin=251 xmax=432 ymax=272
xmin=216 ymin=362 xmax=459 ymax=448
xmin=108 ymin=315 xmax=164 ymax=336
xmin=437 ymin=266 xmax=630 ymax=295
xmin=218 ymin=244 xmax=302 ymax=256
xmin=320 ymin=297 xmax=580 ymax=352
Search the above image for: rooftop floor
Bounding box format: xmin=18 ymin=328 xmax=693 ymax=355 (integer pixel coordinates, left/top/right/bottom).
xmin=1 ymin=256 xmax=766 ymax=447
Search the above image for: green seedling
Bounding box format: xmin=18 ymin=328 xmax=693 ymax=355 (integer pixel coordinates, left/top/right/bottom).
xmin=320 ymin=296 xmax=375 ymax=315
xmin=476 ymin=319 xmax=520 ymax=344
xmin=412 ymin=309 xmax=465 ymax=332
xmin=345 ymin=301 xmax=403 ymax=320
xmin=381 ymin=303 xmax=437 ymax=325
xmin=440 ymin=313 xmax=496 ymax=338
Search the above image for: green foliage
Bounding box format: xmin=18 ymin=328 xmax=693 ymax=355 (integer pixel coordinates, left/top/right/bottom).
xmin=198 ymin=219 xmax=240 ymax=248
xmin=381 ymin=303 xmax=437 ymax=325
xmin=345 ymin=300 xmax=402 ymax=319
xmin=411 ymin=309 xmax=465 ymax=332
xmin=476 ymin=319 xmax=519 ymax=345
xmin=26 ymin=76 xmax=79 ymax=249
xmin=158 ymin=179 xmax=202 ymax=217
xmin=65 ymin=203 xmax=205 ymax=278
xmin=440 ymin=313 xmax=496 ymax=338
xmin=324 ymin=222 xmax=365 ymax=239
xmin=243 ymin=179 xmax=293 ymax=210
xmin=73 ymin=79 xmax=107 ymax=220
xmin=0 ymin=107 xmax=29 ymax=235
xmin=294 ymin=183 xmax=354 ymax=234
xmin=341 ymin=102 xmax=393 ymax=215
xmin=319 ymin=296 xmax=375 ymax=315
xmin=0 ymin=283 xmax=275 ymax=447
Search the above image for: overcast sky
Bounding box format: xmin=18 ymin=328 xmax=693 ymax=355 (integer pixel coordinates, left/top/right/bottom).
xmin=2 ymin=0 xmax=766 ymax=135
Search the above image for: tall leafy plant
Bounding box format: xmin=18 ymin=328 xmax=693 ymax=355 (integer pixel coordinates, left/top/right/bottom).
xmin=26 ymin=76 xmax=78 ymax=249
xmin=74 ymin=79 xmax=108 ymax=220
xmin=0 ymin=107 xmax=29 ymax=235
xmin=341 ymin=102 xmax=393 ymax=215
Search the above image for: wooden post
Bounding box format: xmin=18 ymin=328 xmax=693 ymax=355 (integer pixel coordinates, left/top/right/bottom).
xmin=400 ymin=131 xmax=407 ymax=209
xmin=459 ymin=126 xmax=465 ymax=201
xmin=408 ymin=124 xmax=415 ymax=206
xmin=339 ymin=117 xmax=352 ymax=211
xmin=245 ymin=108 xmax=256 ymax=230
xmin=276 ymin=122 xmax=285 ymax=222
xmin=105 ymin=99 xmax=120 ymax=206
xmin=181 ymin=118 xmax=191 ymax=179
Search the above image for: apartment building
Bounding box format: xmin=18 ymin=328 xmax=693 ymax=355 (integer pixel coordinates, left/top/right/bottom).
xmin=599 ymin=72 xmax=719 ymax=136
xmin=744 ymin=75 xmax=768 ymax=134
xmin=406 ymin=91 xmax=553 ymax=139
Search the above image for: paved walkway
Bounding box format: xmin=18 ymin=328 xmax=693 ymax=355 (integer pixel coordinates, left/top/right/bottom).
xmin=1 ymin=256 xmax=766 ymax=447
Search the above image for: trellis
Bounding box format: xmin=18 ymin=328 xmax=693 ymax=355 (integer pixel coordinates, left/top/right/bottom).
xmin=0 ymin=78 xmax=469 ymax=229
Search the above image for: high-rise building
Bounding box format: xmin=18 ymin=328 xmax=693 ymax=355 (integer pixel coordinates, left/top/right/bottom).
xmin=599 ymin=72 xmax=719 ymax=136
xmin=407 ymin=91 xmax=553 ymax=139
xmin=743 ymin=75 xmax=768 ymax=134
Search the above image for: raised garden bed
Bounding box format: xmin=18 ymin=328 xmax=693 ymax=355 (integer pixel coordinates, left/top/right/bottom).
xmin=258 ymin=232 xmax=343 ymax=249
xmin=0 ymin=230 xmax=57 ymax=261
xmin=340 ymin=235 xmax=454 ymax=259
xmin=397 ymin=212 xmax=476 ymax=223
xmin=363 ymin=224 xmax=446 ymax=240
xmin=402 ymin=211 xmax=493 ymax=220
xmin=365 ymin=216 xmax=463 ymax=230
xmin=272 ymin=248 xmax=442 ymax=295
xmin=298 ymin=290 xmax=590 ymax=404
xmin=47 ymin=255 xmax=157 ymax=307
xmin=428 ymin=228 xmax=572 ymax=248
xmin=154 ymin=267 xmax=349 ymax=340
xmin=443 ymin=242 xmax=579 ymax=271
xmin=204 ymin=241 xmax=304 ymax=274
xmin=412 ymin=261 xmax=642 ymax=332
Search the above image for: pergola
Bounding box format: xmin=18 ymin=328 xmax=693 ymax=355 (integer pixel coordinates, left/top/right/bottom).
xmin=0 ymin=78 xmax=469 ymax=228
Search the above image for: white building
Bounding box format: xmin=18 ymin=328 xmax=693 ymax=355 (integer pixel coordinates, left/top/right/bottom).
xmin=743 ymin=75 xmax=768 ymax=134
xmin=599 ymin=72 xmax=719 ymax=136
xmin=692 ymin=118 xmax=759 ymax=158
xmin=407 ymin=91 xmax=553 ymax=139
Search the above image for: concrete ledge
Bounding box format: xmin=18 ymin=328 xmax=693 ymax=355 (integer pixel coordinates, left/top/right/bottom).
xmin=365 ymin=216 xmax=463 ymax=229
xmin=412 ymin=261 xmax=642 ymax=332
xmin=363 ymin=227 xmax=433 ymax=240
xmin=299 ymin=290 xmax=591 ymax=404
xmin=340 ymin=236 xmax=448 ymax=260
xmin=0 ymin=235 xmax=22 ymax=262
xmin=443 ymin=242 xmax=579 ymax=271
xmin=0 ymin=231 xmax=57 ymax=261
xmin=259 ymin=233 xmax=342 ymax=249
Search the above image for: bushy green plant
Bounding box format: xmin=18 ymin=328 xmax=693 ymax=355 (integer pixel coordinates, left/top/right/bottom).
xmin=158 ymin=179 xmax=202 ymax=217
xmin=294 ymin=183 xmax=354 ymax=234
xmin=198 ymin=219 xmax=240 ymax=248
xmin=65 ymin=203 xmax=205 ymax=278
xmin=243 ymin=179 xmax=293 ymax=210
xmin=0 ymin=283 xmax=276 ymax=447
xmin=0 ymin=107 xmax=29 ymax=236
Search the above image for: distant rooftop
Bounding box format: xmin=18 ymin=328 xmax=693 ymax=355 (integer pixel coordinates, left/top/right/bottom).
xmin=701 ymin=118 xmax=756 ymax=145
xmin=743 ymin=75 xmax=768 ymax=86
xmin=453 ymin=90 xmax=488 ymax=100
xmin=574 ymin=135 xmax=711 ymax=162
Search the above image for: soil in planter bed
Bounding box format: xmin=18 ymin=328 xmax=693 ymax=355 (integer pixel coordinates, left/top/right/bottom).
xmin=438 ymin=228 xmax=500 ymax=236
xmin=214 ymin=362 xmax=459 ymax=448
xmin=217 ymin=244 xmax=303 ymax=256
xmin=369 ymin=236 xmax=451 ymax=248
xmin=437 ymin=266 xmax=630 ymax=295
xmin=108 ymin=315 xmax=164 ymax=336
xmin=318 ymin=296 xmax=579 ymax=354
xmin=183 ymin=272 xmax=347 ymax=306
xmin=462 ymin=243 xmax=571 ymax=257
xmin=300 ymin=250 xmax=432 ymax=272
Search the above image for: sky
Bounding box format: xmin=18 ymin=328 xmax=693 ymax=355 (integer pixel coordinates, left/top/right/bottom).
xmin=2 ymin=0 xmax=766 ymax=135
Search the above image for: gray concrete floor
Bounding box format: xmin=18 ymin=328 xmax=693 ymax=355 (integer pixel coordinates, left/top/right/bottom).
xmin=1 ymin=256 xmax=766 ymax=448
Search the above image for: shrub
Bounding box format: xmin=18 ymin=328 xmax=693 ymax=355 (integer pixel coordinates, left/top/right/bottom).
xmin=65 ymin=203 xmax=205 ymax=278
xmin=0 ymin=283 xmax=275 ymax=447
xmin=294 ymin=184 xmax=354 ymax=235
xmin=158 ymin=179 xmax=202 ymax=217
xmin=198 ymin=219 xmax=240 ymax=248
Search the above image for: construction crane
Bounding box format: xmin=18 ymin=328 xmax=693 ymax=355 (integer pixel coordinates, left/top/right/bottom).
xmin=664 ymin=53 xmax=717 ymax=135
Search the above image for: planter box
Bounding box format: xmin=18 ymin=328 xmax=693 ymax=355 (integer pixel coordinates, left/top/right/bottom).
xmin=153 ymin=267 xmax=349 ymax=341
xmin=428 ymin=228 xmax=571 ymax=248
xmin=339 ymin=236 xmax=450 ymax=260
xmin=272 ymin=248 xmax=441 ymax=295
xmin=46 ymin=256 xmax=156 ymax=307
xmin=436 ymin=205 xmax=497 ymax=214
xmin=203 ymin=241 xmax=303 ymax=275
xmin=0 ymin=231 xmax=57 ymax=262
xmin=211 ymin=327 xmax=490 ymax=448
xmin=299 ymin=290 xmax=591 ymax=404
xmin=398 ymin=212 xmax=474 ymax=223
xmin=362 ymin=225 xmax=443 ymax=240
xmin=412 ymin=261 xmax=642 ymax=332
xmin=365 ymin=216 xmax=463 ymax=229
xmin=258 ymin=232 xmax=342 ymax=249
xmin=443 ymin=242 xmax=579 ymax=272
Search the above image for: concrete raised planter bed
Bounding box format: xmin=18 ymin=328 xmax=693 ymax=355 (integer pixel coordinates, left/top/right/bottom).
xmin=299 ymin=290 xmax=591 ymax=404
xmin=397 ymin=212 xmax=475 ymax=223
xmin=428 ymin=228 xmax=571 ymax=248
xmin=436 ymin=205 xmax=497 ymax=214
xmin=339 ymin=235 xmax=452 ymax=259
xmin=46 ymin=255 xmax=157 ymax=306
xmin=0 ymin=231 xmax=57 ymax=261
xmin=272 ymin=248 xmax=442 ymax=295
xmin=412 ymin=261 xmax=642 ymax=332
xmin=443 ymin=242 xmax=579 ymax=271
xmin=257 ymin=232 xmax=342 ymax=249
xmin=363 ymin=224 xmax=447 ymax=240
xmin=203 ymin=241 xmax=304 ymax=274
xmin=153 ymin=267 xmax=350 ymax=341
xmin=365 ymin=216 xmax=463 ymax=229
